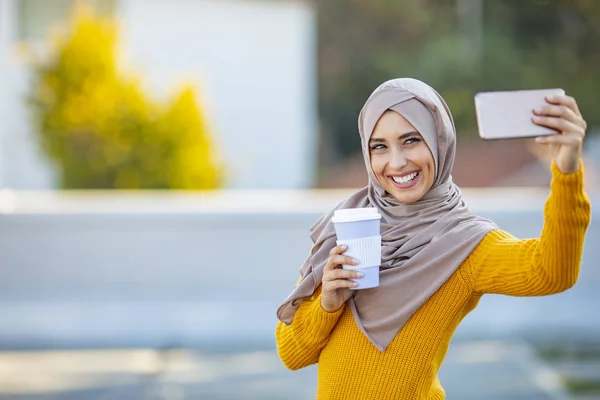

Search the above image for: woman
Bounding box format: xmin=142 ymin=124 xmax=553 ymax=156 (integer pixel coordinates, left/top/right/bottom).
xmin=275 ymin=78 xmax=591 ymax=399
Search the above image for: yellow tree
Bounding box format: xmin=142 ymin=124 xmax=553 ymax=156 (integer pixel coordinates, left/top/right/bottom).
xmin=29 ymin=6 xmax=222 ymax=189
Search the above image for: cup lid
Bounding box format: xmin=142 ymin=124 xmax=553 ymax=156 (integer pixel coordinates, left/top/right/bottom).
xmin=331 ymin=207 xmax=382 ymax=223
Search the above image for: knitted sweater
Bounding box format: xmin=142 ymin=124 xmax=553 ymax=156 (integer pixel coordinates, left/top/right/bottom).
xmin=275 ymin=162 xmax=591 ymax=399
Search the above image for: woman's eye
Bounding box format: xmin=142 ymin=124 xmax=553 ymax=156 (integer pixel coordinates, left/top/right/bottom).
xmin=403 ymin=137 xmax=421 ymax=145
xmin=370 ymin=144 xmax=386 ymax=151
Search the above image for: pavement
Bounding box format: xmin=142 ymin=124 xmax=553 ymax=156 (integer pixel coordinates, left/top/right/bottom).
xmin=0 ymin=340 xmax=571 ymax=400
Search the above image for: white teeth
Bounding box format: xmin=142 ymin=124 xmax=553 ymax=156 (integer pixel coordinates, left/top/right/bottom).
xmin=392 ymin=172 xmax=418 ymax=184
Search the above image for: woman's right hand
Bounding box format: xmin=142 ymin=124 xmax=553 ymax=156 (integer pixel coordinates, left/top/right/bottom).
xmin=321 ymin=245 xmax=362 ymax=313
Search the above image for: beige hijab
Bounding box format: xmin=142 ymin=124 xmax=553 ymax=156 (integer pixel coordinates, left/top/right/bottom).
xmin=277 ymin=78 xmax=497 ymax=352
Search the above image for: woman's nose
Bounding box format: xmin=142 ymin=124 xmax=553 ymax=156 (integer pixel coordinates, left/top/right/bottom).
xmin=389 ymin=150 xmax=408 ymax=170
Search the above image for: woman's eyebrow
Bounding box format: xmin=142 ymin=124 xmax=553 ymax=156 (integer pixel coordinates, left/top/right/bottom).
xmin=369 ymin=131 xmax=420 ymax=143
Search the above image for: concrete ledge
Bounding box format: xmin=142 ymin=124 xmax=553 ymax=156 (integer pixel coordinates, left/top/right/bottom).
xmin=0 ymin=190 xmax=597 ymax=348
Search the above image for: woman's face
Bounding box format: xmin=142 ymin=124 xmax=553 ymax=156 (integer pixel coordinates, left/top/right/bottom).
xmin=369 ymin=111 xmax=436 ymax=204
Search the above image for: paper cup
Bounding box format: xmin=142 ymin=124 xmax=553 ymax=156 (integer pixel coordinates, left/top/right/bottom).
xmin=336 ymin=236 xmax=381 ymax=290
xmin=332 ymin=208 xmax=382 ymax=290
xmin=332 ymin=208 xmax=381 ymax=240
xmin=349 ymin=265 xmax=379 ymax=289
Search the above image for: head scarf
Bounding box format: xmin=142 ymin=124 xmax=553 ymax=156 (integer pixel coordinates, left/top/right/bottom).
xmin=277 ymin=78 xmax=497 ymax=351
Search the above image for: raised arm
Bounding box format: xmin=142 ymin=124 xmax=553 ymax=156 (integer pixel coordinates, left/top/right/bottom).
xmin=462 ymin=161 xmax=591 ymax=295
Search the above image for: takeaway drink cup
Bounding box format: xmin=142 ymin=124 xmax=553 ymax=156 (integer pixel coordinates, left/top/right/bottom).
xmin=332 ymin=208 xmax=382 ymax=289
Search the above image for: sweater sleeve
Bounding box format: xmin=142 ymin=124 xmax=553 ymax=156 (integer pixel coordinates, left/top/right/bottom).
xmin=462 ymin=161 xmax=591 ymax=296
xmin=275 ymin=281 xmax=345 ymax=370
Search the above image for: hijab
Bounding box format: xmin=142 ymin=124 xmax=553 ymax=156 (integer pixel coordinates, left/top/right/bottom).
xmin=277 ymin=78 xmax=497 ymax=351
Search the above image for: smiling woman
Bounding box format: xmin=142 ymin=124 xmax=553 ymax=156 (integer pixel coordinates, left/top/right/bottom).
xmin=369 ymin=111 xmax=435 ymax=204
xmin=275 ymin=78 xmax=591 ymax=400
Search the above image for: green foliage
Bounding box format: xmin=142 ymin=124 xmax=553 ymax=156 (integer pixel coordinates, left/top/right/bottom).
xmin=29 ymin=6 xmax=222 ymax=189
xmin=317 ymin=0 xmax=600 ymax=158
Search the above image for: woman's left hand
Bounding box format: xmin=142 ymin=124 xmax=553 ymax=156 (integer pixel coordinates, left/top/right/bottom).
xmin=532 ymin=94 xmax=587 ymax=174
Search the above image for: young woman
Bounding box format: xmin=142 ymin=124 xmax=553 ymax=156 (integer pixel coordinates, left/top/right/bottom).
xmin=275 ymin=78 xmax=590 ymax=399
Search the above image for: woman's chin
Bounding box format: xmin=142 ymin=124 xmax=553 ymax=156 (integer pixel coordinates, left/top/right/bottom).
xmin=390 ymin=187 xmax=426 ymax=204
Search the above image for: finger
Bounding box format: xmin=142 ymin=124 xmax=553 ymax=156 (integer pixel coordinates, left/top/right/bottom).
xmin=546 ymin=95 xmax=582 ymax=117
xmin=325 ymin=279 xmax=358 ymax=291
xmin=326 ymin=269 xmax=363 ymax=281
xmin=324 ymin=255 xmax=358 ymax=274
xmin=535 ymin=133 xmax=583 ymax=146
xmin=329 ymin=245 xmax=347 ymax=257
xmin=324 ymin=245 xmax=348 ymax=272
xmin=323 ymin=255 xmax=356 ymax=278
xmin=533 ymin=105 xmax=583 ymax=128
xmin=532 ymin=116 xmax=584 ymax=136
xmin=333 ymin=255 xmax=359 ymax=267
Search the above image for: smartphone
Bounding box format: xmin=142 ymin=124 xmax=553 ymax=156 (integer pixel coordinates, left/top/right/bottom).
xmin=474 ymin=88 xmax=565 ymax=140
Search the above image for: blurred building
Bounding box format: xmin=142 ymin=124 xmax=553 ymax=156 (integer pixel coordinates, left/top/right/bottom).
xmin=0 ymin=0 xmax=317 ymax=189
xmin=319 ymin=135 xmax=600 ymax=190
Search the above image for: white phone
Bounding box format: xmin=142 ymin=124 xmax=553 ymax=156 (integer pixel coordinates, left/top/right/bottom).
xmin=474 ymin=88 xmax=565 ymax=140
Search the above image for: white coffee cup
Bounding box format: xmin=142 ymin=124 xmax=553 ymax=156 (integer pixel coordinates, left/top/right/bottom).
xmin=332 ymin=208 xmax=382 ymax=289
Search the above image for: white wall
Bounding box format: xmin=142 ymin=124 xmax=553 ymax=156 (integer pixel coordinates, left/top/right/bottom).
xmin=0 ymin=0 xmax=317 ymax=189
xmin=0 ymin=0 xmax=8 ymax=187
xmin=118 ymin=0 xmax=317 ymax=189
xmin=0 ymin=0 xmax=58 ymax=190
xmin=0 ymin=190 xmax=598 ymax=348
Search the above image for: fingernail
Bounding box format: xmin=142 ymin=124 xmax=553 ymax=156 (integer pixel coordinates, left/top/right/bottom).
xmin=353 ymin=258 xmax=360 ymax=264
xmin=356 ymin=272 xmax=364 ymax=278
xmin=532 ymin=116 xmax=541 ymax=122
xmin=535 ymin=137 xmax=544 ymax=142
xmin=546 ymin=95 xmax=554 ymax=101
xmin=352 ymin=282 xmax=358 ymax=287
xmin=533 ymin=108 xmax=541 ymax=114
xmin=341 ymin=245 xmax=347 ymax=250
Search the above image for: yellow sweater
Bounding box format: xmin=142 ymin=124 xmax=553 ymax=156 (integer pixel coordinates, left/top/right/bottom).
xmin=275 ymin=162 xmax=591 ymax=399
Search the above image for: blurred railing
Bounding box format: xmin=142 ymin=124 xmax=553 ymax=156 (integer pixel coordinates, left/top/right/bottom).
xmin=0 ymin=189 xmax=597 ymax=350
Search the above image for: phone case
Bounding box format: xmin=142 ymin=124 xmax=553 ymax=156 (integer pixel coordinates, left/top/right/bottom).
xmin=474 ymin=88 xmax=565 ymax=140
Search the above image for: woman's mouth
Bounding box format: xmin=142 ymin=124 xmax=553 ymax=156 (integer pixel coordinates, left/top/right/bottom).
xmin=389 ymin=171 xmax=420 ymax=189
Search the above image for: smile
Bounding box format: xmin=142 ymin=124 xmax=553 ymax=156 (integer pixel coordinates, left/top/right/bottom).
xmin=389 ymin=171 xmax=420 ymax=188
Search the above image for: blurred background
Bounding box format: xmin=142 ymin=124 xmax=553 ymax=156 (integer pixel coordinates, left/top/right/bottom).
xmin=0 ymin=0 xmax=598 ymax=399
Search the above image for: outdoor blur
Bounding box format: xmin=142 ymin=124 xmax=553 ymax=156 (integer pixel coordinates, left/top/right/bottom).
xmin=0 ymin=0 xmax=598 ymax=399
